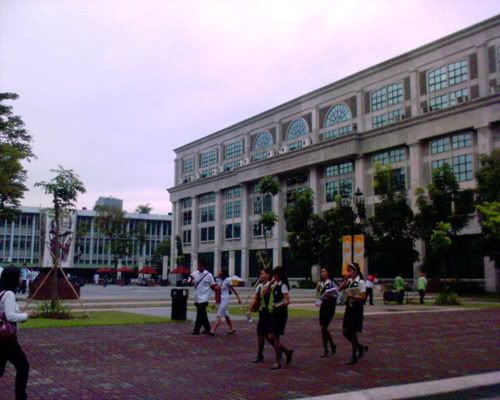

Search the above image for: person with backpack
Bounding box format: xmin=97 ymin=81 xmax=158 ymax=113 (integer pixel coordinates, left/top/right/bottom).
xmin=0 ymin=266 xmax=33 ymax=400
xmin=188 ymin=260 xmax=216 ymax=335
xmin=210 ymin=269 xmax=241 ymax=336
xmin=316 ymin=266 xmax=339 ymax=358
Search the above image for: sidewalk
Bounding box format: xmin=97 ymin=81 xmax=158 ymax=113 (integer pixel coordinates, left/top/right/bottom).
xmin=1 ymin=308 xmax=498 ymax=399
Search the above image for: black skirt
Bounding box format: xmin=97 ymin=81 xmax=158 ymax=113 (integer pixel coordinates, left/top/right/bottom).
xmin=269 ymin=308 xmax=288 ymax=337
xmin=319 ymin=300 xmax=336 ymax=327
xmin=343 ymin=301 xmax=363 ymax=332
xmin=257 ymin=309 xmax=270 ymax=336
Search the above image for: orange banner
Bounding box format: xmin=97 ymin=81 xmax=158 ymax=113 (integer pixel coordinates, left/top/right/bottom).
xmin=342 ymin=235 xmax=352 ymax=276
xmin=353 ymin=234 xmax=365 ymax=276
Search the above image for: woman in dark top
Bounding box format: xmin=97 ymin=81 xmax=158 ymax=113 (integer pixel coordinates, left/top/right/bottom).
xmin=316 ymin=266 xmax=338 ymax=358
xmin=339 ymin=262 xmax=368 ymax=365
xmin=267 ymin=266 xmax=293 ymax=370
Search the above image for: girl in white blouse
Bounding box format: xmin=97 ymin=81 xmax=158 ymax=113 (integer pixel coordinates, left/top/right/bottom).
xmin=0 ymin=266 xmax=32 ymax=400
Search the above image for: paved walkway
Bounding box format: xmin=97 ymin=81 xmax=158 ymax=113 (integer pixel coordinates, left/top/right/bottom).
xmin=1 ymin=309 xmax=499 ymax=399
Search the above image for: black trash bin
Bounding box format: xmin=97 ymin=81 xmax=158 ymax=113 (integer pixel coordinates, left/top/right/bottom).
xmin=171 ymin=288 xmax=188 ymax=320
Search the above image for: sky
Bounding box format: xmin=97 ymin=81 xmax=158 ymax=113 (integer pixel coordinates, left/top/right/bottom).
xmin=1 ymin=0 xmax=499 ymax=214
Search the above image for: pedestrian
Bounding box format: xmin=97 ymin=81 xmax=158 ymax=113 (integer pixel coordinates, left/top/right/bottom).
xmin=316 ymin=266 xmax=339 ymax=358
xmin=210 ymin=269 xmax=242 ymax=336
xmin=340 ymin=262 xmax=368 ymax=365
xmin=417 ymin=271 xmax=428 ymax=304
xmin=394 ymin=272 xmax=405 ymax=305
xmin=94 ymin=273 xmax=99 ymax=285
xmin=365 ymin=274 xmax=376 ymax=305
xmin=249 ymin=267 xmax=274 ymax=364
xmin=188 ymin=260 xmax=216 ymax=335
xmin=0 ymin=266 xmax=33 ymax=400
xmin=267 ymin=266 xmax=294 ymax=370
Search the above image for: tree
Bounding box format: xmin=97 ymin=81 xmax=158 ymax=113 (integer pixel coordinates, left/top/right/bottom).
xmin=34 ymin=166 xmax=86 ymax=304
xmin=475 ymin=149 xmax=500 ymax=203
xmin=94 ymin=205 xmax=144 ymax=268
xmin=366 ymin=163 xmax=418 ymax=277
xmin=0 ymin=93 xmax=35 ymax=220
xmin=429 ymin=222 xmax=453 ymax=277
xmin=175 ymin=235 xmax=186 ymax=265
xmin=256 ymin=176 xmax=279 ymax=268
xmin=151 ymin=238 xmax=171 ymax=268
xmin=476 ymin=202 xmax=500 ymax=267
xmin=135 ymin=203 xmax=153 ymax=214
xmin=415 ymin=164 xmax=475 ymax=277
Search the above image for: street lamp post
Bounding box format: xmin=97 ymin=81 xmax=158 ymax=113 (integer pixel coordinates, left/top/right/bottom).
xmin=341 ymin=187 xmax=364 ymax=264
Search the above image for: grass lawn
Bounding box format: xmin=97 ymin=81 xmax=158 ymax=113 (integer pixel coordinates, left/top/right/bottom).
xmin=23 ymin=311 xmax=175 ymax=329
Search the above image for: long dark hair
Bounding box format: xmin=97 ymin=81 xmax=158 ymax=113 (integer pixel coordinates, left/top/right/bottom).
xmin=272 ymin=266 xmax=290 ymax=289
xmin=0 ymin=266 xmax=20 ymax=292
xmin=348 ymin=262 xmax=364 ymax=280
xmin=220 ymin=268 xmax=229 ymax=279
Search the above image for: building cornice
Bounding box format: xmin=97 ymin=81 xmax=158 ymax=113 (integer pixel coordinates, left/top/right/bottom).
xmin=173 ymin=14 xmax=500 ymax=153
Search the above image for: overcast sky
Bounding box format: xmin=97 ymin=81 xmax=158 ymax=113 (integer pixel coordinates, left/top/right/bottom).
xmin=1 ymin=1 xmax=498 ymax=214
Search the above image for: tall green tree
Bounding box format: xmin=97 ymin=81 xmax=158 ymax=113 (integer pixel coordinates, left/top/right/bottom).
xmin=151 ymin=238 xmax=171 ymax=268
xmin=366 ymin=163 xmax=418 ymax=277
xmin=0 ymin=93 xmax=35 ymax=220
xmin=94 ymin=205 xmax=145 ymax=268
xmin=475 ymin=150 xmax=500 ymax=267
xmin=415 ymin=164 xmax=474 ymax=277
xmin=256 ymin=176 xmax=279 ymax=267
xmin=35 ymin=166 xmax=86 ymax=303
xmin=135 ymin=204 xmax=153 ymax=214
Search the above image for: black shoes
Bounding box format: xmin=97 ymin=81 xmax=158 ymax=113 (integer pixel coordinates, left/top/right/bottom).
xmin=330 ymin=343 xmax=337 ymax=355
xmin=252 ymin=356 xmax=264 ymax=363
xmin=320 ymin=350 xmax=329 ymax=358
xmin=271 ymin=362 xmax=281 ymax=370
xmin=285 ymin=349 xmax=294 ymax=365
xmin=346 ymin=356 xmax=358 ymax=365
xmin=191 ymin=331 xmax=200 ymax=335
xmin=358 ymin=345 xmax=369 ymax=358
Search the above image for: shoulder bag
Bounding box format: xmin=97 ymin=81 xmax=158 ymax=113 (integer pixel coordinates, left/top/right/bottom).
xmin=0 ymin=291 xmax=17 ymax=342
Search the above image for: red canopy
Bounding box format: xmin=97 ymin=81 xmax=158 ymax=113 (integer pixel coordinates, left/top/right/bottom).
xmin=96 ymin=268 xmax=115 ymax=274
xmin=139 ymin=267 xmax=158 ymax=274
xmin=117 ymin=267 xmax=135 ymax=273
xmin=171 ymin=266 xmax=190 ymax=274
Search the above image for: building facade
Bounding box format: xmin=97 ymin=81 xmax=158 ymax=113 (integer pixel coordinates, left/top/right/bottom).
xmin=0 ymin=207 xmax=172 ymax=270
xmin=168 ymin=16 xmax=500 ymax=285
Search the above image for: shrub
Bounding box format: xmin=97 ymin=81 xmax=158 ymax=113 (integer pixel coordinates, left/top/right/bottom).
xmin=35 ymin=299 xmax=73 ymax=319
xmin=434 ymin=291 xmax=461 ymax=306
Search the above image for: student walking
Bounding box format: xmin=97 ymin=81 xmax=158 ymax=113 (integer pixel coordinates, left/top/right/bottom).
xmin=340 ymin=262 xmax=368 ymax=365
xmin=188 ymin=260 xmax=216 ymax=335
xmin=267 ymin=266 xmax=294 ymax=370
xmin=394 ymin=272 xmax=405 ymax=305
xmin=417 ymin=271 xmax=428 ymax=304
xmin=0 ymin=266 xmax=32 ymax=400
xmin=210 ymin=269 xmax=241 ymax=336
xmin=365 ymin=274 xmax=376 ymax=305
xmin=316 ymin=266 xmax=339 ymax=358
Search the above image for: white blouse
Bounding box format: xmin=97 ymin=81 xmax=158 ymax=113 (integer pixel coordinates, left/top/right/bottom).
xmin=0 ymin=290 xmax=28 ymax=324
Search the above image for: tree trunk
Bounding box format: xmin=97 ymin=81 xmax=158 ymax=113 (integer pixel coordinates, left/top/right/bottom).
xmin=51 ymin=206 xmax=60 ymax=307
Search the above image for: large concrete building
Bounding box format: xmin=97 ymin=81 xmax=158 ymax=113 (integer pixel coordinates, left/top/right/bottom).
xmin=168 ymin=15 xmax=500 ymax=286
xmin=0 ymin=206 xmax=172 ymax=271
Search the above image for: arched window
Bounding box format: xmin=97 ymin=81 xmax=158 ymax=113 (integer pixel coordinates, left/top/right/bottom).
xmin=254 ymin=131 xmax=273 ymax=150
xmin=286 ymin=119 xmax=308 ymax=140
xmin=324 ymin=104 xmax=352 ymax=127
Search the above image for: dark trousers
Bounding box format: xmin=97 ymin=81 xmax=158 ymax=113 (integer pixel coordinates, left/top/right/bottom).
xmin=193 ymin=302 xmax=211 ymax=333
xmin=21 ymin=281 xmax=27 ymax=295
xmin=366 ymin=288 xmax=374 ymax=305
xmin=396 ymin=290 xmax=405 ymax=305
xmin=419 ymin=290 xmax=426 ymax=304
xmin=0 ymin=340 xmax=29 ymax=400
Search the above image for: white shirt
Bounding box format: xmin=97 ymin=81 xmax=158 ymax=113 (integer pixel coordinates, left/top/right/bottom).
xmin=0 ymin=290 xmax=28 ymax=327
xmin=218 ymin=277 xmax=232 ymax=300
xmin=347 ymin=275 xmax=366 ymax=293
xmin=190 ymin=270 xmax=215 ymax=303
xmin=366 ymin=280 xmax=374 ymax=289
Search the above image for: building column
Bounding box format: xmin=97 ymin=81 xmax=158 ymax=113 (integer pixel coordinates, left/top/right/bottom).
xmin=477 ymin=125 xmax=494 ymax=155
xmin=174 ymin=159 xmax=180 ymax=185
xmin=275 ymin=122 xmax=282 ymax=150
xmin=309 ymin=166 xmax=320 ymax=213
xmin=272 ymin=177 xmax=283 ymax=267
xmin=190 ymin=196 xmax=199 ymax=272
xmin=409 ymin=69 xmax=419 ymax=117
xmin=229 ymin=250 xmax=236 ymax=276
xmin=408 ymin=142 xmax=423 ymax=211
xmin=354 ymin=156 xmax=366 ymax=196
xmin=476 ymin=45 xmax=488 ymax=97
xmin=213 ymin=190 xmax=223 ymax=276
xmin=356 ymin=90 xmax=365 ymax=132
xmin=311 ymin=107 xmax=320 ymax=143
xmin=240 ymin=183 xmax=250 ymax=281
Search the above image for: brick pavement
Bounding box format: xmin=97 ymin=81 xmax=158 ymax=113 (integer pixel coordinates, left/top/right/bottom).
xmin=1 ymin=309 xmax=499 ymax=400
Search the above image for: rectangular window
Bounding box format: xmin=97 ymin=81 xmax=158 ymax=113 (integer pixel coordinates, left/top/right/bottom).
xmin=325 ymin=178 xmax=353 ymax=202
xmin=288 ymin=141 xmax=303 ymax=151
xmin=338 ymin=125 xmax=353 ymax=136
xmin=392 ymin=168 xmax=406 ymax=191
xmin=223 ymin=159 xmax=241 ymax=171
xmin=449 ymin=88 xmax=469 ymax=106
xmin=200 ymin=150 xmax=217 ymax=169
xmin=431 ymin=137 xmax=450 ymax=155
xmin=428 ymin=66 xmax=448 ymax=93
xmin=225 ymin=142 xmax=242 ymax=160
xmin=200 ymin=227 xmax=215 ymax=242
xmin=448 ymin=60 xmax=468 ymax=86
xmin=253 ymin=223 xmax=271 ymax=237
xmin=431 ymin=158 xmax=451 ymax=170
xmin=182 ymin=198 xmax=192 ymax=209
xmin=452 ymin=154 xmax=473 ymax=182
xmin=224 ymin=186 xmax=241 ymax=200
xmin=253 ymin=151 xmax=268 ymax=161
xmin=372 ymin=113 xmax=387 ymax=129
xmin=183 ymin=158 xmax=194 ymax=174
xmin=387 ymin=108 xmax=404 ymax=124
xmin=371 ymin=87 xmax=386 ymax=111
xmin=387 ymin=83 xmax=403 ymax=105
xmin=199 ymin=193 xmax=215 ymax=204
xmin=373 ymin=148 xmax=406 ymax=165
xmin=182 ymin=211 xmax=192 ymax=225
xmin=429 ymin=94 xmax=449 ymax=111
xmin=452 ymin=132 xmax=472 ymax=150
xmin=338 ymin=162 xmax=353 ymax=175
xmin=324 ymin=129 xmax=337 ymax=140
xmin=200 ymin=206 xmax=215 ymax=223
xmin=225 ymin=223 xmax=241 ymax=239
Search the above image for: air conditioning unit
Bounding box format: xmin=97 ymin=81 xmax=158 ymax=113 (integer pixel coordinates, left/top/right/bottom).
xmin=217 ymin=166 xmax=224 ymax=173
xmin=394 ymin=115 xmax=401 ymax=122
xmin=178 ymin=178 xmax=184 ymax=184
xmin=242 ymin=158 xmax=250 ymax=165
xmin=267 ymin=150 xmax=275 ymax=157
xmin=422 ymin=106 xmax=429 ymax=113
xmin=489 ymin=85 xmax=500 ymax=94
xmin=352 ymin=123 xmax=358 ymax=131
xmin=194 ymin=173 xmax=201 ymax=180
xmin=279 ymin=146 xmax=288 ymax=154
xmin=211 ymin=168 xmax=218 ymax=175
xmin=302 ymin=138 xmax=311 ymax=147
xmin=400 ymin=113 xmax=407 ymax=120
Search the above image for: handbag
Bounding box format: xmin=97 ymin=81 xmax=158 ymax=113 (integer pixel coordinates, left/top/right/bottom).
xmin=0 ymin=291 xmax=17 ymax=342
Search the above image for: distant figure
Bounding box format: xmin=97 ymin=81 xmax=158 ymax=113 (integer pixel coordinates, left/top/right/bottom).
xmin=210 ymin=269 xmax=241 ymax=336
xmin=188 ymin=260 xmax=215 ymax=335
xmin=417 ymin=271 xmax=428 ymax=304
xmin=365 ymin=274 xmax=376 ymax=305
xmin=316 ymin=266 xmax=338 ymax=358
xmin=0 ymin=265 xmax=3 ymax=278
xmin=20 ymin=264 xmax=28 ymax=295
xmin=94 ymin=273 xmax=99 ymax=285
xmin=394 ymin=273 xmax=405 ymax=305
xmin=0 ymin=266 xmax=33 ymax=400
